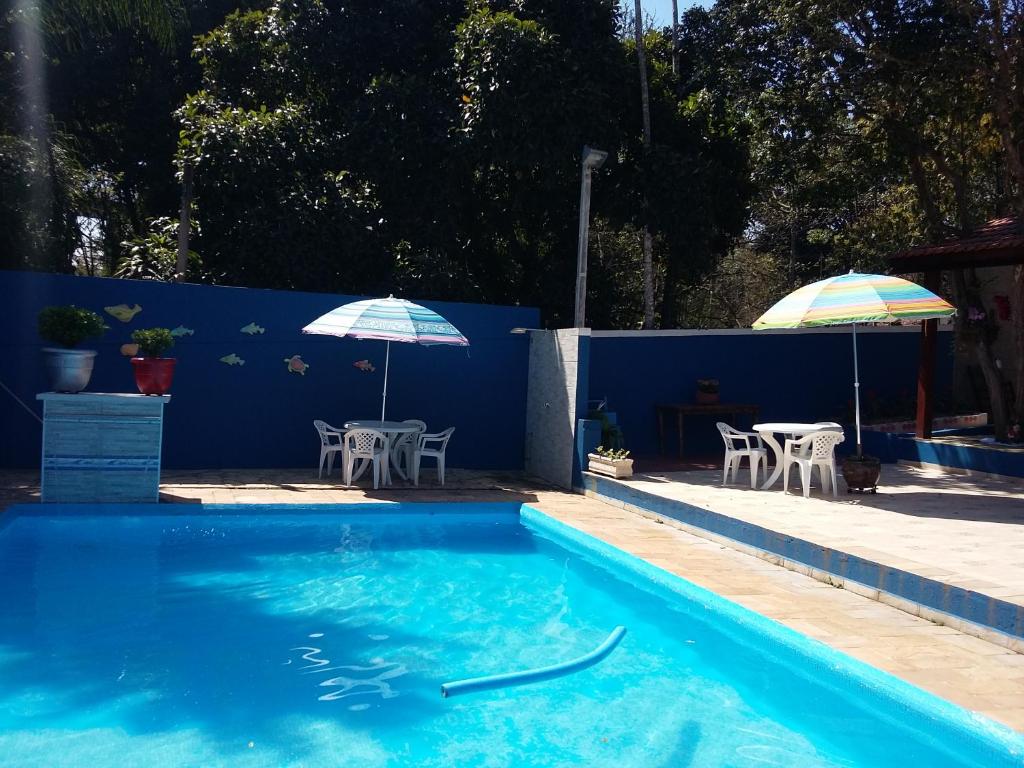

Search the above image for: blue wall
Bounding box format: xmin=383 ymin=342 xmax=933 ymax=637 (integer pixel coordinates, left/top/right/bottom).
xmin=588 ymin=329 xmax=955 ymax=458
xmin=897 ymin=436 xmax=1024 ymax=478
xmin=0 ymin=271 xmax=538 ymax=471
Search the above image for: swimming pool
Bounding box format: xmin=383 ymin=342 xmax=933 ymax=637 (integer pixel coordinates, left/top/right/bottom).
xmin=0 ymin=502 xmax=1020 ymax=767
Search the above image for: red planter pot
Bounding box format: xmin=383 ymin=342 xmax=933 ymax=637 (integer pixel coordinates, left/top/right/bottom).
xmin=131 ymin=357 xmax=177 ymax=395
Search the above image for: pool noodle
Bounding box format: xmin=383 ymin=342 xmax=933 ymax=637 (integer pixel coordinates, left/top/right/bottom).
xmin=440 ymin=626 xmax=627 ymax=698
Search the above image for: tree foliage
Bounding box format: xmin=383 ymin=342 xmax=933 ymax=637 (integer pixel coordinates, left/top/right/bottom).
xmin=2 ymin=0 xmax=753 ymax=327
xmin=4 ymin=0 xmax=1023 ymax=366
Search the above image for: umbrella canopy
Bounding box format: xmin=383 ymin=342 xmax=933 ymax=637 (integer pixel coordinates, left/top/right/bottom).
xmin=753 ymin=272 xmax=956 ymax=329
xmin=753 ymin=272 xmax=955 ymax=456
xmin=302 ymin=296 xmax=469 ymax=346
xmin=303 ymin=296 xmax=469 ymax=421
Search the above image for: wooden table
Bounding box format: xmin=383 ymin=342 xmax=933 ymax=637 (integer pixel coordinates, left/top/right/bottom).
xmin=656 ymin=403 xmax=760 ymax=458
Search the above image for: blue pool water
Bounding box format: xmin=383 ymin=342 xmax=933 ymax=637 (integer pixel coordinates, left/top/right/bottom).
xmin=0 ymin=503 xmax=1021 ymax=767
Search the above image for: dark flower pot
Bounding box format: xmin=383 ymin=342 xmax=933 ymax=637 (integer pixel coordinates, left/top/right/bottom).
xmin=696 ymin=390 xmax=719 ymax=404
xmin=841 ymin=455 xmax=881 ymax=493
xmin=131 ymin=357 xmax=176 ymax=395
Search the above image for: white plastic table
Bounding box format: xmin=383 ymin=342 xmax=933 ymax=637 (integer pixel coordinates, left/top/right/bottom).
xmin=753 ymin=422 xmax=834 ymax=490
xmin=344 ymin=420 xmax=420 ymax=485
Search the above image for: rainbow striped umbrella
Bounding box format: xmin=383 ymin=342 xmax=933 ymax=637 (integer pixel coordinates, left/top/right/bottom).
xmin=753 ymin=272 xmax=955 ymax=454
xmin=303 ymin=296 xmax=469 ymax=420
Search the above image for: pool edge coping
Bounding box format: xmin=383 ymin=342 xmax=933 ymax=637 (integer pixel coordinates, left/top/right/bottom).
xmin=519 ymin=503 xmax=1024 ymax=761
xmin=579 ymin=474 xmax=1024 ymax=650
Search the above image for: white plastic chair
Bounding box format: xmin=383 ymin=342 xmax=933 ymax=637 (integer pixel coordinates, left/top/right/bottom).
xmin=792 ymin=422 xmax=844 ymax=457
xmin=716 ymin=422 xmax=767 ymax=489
xmin=343 ymin=428 xmax=388 ymax=489
xmin=783 ymin=430 xmax=845 ymax=498
xmin=313 ymin=420 xmax=347 ymax=479
xmin=392 ymin=419 xmax=427 ymax=476
xmin=412 ymin=427 xmax=455 ymax=486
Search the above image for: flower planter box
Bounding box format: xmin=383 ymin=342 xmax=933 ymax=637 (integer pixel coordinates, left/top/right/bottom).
xmin=587 ymin=453 xmax=634 ymax=479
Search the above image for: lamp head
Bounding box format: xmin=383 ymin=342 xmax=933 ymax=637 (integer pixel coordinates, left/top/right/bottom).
xmin=581 ymin=146 xmax=608 ymax=170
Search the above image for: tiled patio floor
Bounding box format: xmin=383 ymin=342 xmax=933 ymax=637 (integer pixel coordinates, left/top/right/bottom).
xmin=606 ymin=464 xmax=1024 ymax=610
xmin=2 ymin=467 xmax=1023 ymax=732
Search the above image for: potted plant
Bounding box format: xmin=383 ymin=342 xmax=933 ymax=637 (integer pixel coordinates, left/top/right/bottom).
xmin=586 ymin=446 xmax=633 ymax=479
xmin=841 ymin=451 xmax=881 ymax=493
xmin=38 ymin=305 xmax=108 ymax=392
xmin=696 ymin=378 xmax=719 ymax=404
xmin=587 ymin=408 xmax=624 ymax=450
xmin=130 ymin=328 xmax=176 ymax=395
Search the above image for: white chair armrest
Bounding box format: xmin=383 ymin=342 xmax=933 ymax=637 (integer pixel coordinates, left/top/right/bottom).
xmin=417 ymin=428 xmax=455 ymax=452
xmin=724 ymin=430 xmax=762 ymax=451
xmin=784 ymin=431 xmax=821 ymax=456
xmin=418 ymin=432 xmax=446 ymax=450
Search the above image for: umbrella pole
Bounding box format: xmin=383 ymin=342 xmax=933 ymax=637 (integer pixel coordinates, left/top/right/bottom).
xmin=381 ymin=341 xmax=391 ymax=422
xmin=852 ymin=322 xmax=862 ymax=456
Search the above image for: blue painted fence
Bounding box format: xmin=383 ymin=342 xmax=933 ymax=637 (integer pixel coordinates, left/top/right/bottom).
xmin=588 ymin=328 xmax=955 ymax=459
xmin=0 ymin=271 xmax=537 ymax=471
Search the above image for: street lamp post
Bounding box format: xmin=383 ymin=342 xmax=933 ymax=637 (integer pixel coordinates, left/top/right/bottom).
xmin=574 ymin=145 xmax=608 ymax=328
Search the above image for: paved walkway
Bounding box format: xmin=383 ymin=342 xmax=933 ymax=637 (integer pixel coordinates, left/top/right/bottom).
xmin=2 ymin=467 xmax=1023 ymax=732
xmin=614 ymin=464 xmax=1024 ymax=608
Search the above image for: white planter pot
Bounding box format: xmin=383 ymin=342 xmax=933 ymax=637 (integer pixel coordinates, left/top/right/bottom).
xmin=42 ymin=348 xmax=97 ymax=393
xmin=587 ymin=453 xmax=634 ymax=478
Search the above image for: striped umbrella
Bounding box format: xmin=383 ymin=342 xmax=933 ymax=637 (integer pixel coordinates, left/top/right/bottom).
xmin=753 ymin=272 xmax=956 ymax=454
xmin=303 ymin=296 xmax=469 ymax=420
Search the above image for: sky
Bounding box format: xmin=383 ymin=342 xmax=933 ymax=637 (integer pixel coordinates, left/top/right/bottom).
xmin=628 ymin=0 xmax=709 ymax=28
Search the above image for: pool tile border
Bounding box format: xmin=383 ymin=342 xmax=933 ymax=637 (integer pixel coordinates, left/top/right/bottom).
xmin=581 ymin=474 xmax=1024 ymax=652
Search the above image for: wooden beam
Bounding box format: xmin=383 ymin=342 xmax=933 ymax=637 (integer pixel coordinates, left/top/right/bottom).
xmin=916 ymin=271 xmax=942 ymax=439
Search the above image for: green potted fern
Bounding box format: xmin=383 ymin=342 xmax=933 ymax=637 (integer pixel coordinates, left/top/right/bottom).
xmin=37 ymin=306 xmax=108 ymax=392
xmin=130 ymin=328 xmax=176 ymax=395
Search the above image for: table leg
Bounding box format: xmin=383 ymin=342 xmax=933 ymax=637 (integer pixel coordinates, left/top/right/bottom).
xmin=350 ymin=458 xmax=369 ymax=483
xmin=760 ymin=431 xmax=785 ymax=489
xmin=677 ymin=413 xmax=685 ymax=458
xmin=389 ymin=437 xmax=409 ymax=482
xmin=382 ymin=447 xmax=391 ymax=486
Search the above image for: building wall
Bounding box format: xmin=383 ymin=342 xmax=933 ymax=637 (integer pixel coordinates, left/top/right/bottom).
xmin=524 ymin=329 xmax=590 ymax=488
xmin=588 ymin=327 xmax=956 ymax=458
xmin=955 ymin=265 xmax=1017 ymax=411
xmin=0 ymin=271 xmax=538 ymax=471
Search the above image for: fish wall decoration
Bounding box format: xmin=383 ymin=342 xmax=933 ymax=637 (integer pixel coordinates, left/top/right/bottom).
xmin=240 ymin=322 xmax=265 ymax=335
xmin=105 ymin=304 xmax=142 ymax=323
xmin=170 ymin=326 xmax=194 ymax=338
xmin=220 ymin=353 xmax=245 ymax=366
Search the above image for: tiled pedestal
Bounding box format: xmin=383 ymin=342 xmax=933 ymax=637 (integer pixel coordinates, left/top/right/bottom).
xmin=37 ymin=392 xmax=170 ymax=503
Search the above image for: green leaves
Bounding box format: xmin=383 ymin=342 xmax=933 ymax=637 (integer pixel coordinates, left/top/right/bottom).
xmin=131 ymin=327 xmax=175 ymax=357
xmin=37 ymin=305 xmax=108 ymax=348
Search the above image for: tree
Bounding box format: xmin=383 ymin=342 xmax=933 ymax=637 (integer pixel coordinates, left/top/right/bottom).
xmin=631 ymin=0 xmax=656 ymax=328
xmin=707 ymin=0 xmax=1017 ymax=435
xmin=0 ymin=0 xmax=252 ymax=275
xmin=959 ymin=0 xmax=1024 ymax=428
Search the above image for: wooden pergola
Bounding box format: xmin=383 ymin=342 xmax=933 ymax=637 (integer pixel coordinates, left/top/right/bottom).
xmin=888 ymin=216 xmax=1024 ymax=438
